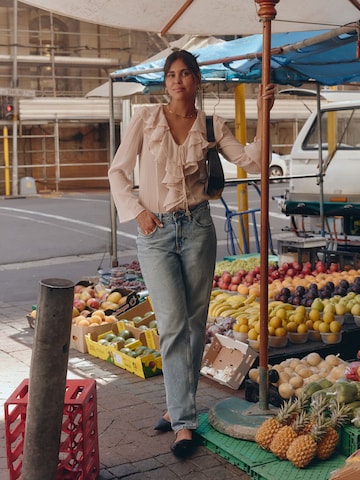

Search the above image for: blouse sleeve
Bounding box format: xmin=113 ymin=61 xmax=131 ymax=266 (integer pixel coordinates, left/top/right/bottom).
xmin=214 ymin=115 xmax=261 ymax=174
xmin=108 ymin=109 xmax=146 ymax=223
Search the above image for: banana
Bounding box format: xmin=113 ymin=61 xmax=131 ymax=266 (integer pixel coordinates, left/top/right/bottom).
xmin=218 ymin=309 xmax=237 ymax=318
xmin=212 ymin=303 xmax=233 ymax=316
xmin=244 ymin=294 xmax=258 ymax=305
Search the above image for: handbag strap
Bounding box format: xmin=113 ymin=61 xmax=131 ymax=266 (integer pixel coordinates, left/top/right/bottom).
xmin=205 ymin=116 xmax=215 ymax=143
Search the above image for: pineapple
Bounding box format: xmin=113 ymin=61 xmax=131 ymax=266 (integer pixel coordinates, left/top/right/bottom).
xmin=270 ymin=410 xmax=310 ymax=460
xmin=317 ymin=400 xmax=352 ymax=460
xmin=286 ymin=415 xmax=328 ymax=468
xmin=255 ymin=398 xmax=299 ymax=451
xmin=302 ymin=393 xmax=330 ymax=434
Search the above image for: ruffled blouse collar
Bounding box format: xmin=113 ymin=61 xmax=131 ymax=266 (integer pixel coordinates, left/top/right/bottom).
xmin=143 ymin=105 xmax=209 ymax=212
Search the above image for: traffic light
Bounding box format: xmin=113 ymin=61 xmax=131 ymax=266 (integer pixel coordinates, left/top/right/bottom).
xmin=4 ymin=97 xmax=14 ymax=119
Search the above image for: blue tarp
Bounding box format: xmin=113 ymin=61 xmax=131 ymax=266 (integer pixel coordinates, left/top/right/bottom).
xmin=112 ymin=29 xmax=360 ymax=88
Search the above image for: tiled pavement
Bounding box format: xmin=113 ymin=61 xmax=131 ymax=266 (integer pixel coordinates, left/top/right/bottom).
xmin=0 ymin=300 xmax=252 ymax=480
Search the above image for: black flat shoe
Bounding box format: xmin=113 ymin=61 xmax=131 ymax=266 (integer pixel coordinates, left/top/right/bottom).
xmin=154 ymin=417 xmax=172 ymax=432
xmin=170 ymin=438 xmax=194 ymax=457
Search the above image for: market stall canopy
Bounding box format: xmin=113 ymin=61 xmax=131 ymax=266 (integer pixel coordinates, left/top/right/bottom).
xmin=86 ymin=34 xmax=224 ymax=98
xmin=111 ymin=28 xmax=360 ymax=88
xmin=19 ymin=0 xmax=360 ymax=36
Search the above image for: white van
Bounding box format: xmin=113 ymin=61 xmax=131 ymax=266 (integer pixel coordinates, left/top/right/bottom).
xmin=281 ymin=99 xmax=360 ymax=250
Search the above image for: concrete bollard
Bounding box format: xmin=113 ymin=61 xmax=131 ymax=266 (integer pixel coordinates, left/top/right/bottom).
xmin=22 ymin=278 xmax=75 ymax=480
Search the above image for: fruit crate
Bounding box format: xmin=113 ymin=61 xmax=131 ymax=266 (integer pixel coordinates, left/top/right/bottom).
xmin=339 ymin=424 xmax=360 ymax=456
xmin=4 ymin=379 xmax=99 ymax=480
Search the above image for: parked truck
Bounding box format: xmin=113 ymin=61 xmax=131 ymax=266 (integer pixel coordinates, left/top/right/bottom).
xmin=280 ymin=98 xmax=360 ymax=253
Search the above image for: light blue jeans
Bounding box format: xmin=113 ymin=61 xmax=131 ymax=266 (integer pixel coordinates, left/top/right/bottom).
xmin=136 ymin=201 xmax=216 ymax=433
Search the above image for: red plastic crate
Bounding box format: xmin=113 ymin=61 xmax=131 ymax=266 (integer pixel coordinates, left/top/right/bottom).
xmin=4 ymin=379 xmax=99 ymax=480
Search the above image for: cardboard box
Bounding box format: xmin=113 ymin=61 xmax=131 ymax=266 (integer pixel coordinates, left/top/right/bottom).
xmin=107 ymin=288 xmax=139 ymax=315
xmin=116 ymin=298 xmax=159 ymax=350
xmin=85 ymin=323 xmax=142 ymax=362
xmin=85 ymin=322 xmax=162 ymax=379
xmin=201 ymin=334 xmax=258 ymax=389
xmin=70 ymin=322 xmax=114 ymax=353
xmin=113 ymin=350 xmax=162 ymax=379
xmin=116 ymin=298 xmax=155 ymax=325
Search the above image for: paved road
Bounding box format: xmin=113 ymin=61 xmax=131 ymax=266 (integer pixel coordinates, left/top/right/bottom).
xmin=0 ymin=183 xmax=289 ymax=304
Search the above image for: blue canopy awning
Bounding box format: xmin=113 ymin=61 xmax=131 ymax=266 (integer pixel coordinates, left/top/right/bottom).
xmin=112 ymin=28 xmax=360 ymax=88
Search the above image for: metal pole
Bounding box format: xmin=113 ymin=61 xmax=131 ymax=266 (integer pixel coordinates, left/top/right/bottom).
xmin=316 ymin=83 xmax=325 ymax=236
xmin=3 ymin=126 xmax=10 ymax=196
xmin=11 ymin=0 xmax=18 ymax=196
xmin=54 ymin=117 xmax=60 ymax=192
xmin=109 ymin=78 xmax=118 ymax=267
xmin=256 ymin=0 xmax=279 ymax=412
xmin=234 ymin=84 xmax=249 ymax=251
xmin=22 ymin=278 xmax=75 ymax=480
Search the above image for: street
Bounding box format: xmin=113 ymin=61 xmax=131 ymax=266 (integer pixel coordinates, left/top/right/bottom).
xmin=0 ymin=182 xmax=290 ymax=304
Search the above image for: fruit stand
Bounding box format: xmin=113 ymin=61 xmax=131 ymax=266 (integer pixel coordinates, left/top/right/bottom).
xmin=25 ymin=255 xmax=360 ymax=477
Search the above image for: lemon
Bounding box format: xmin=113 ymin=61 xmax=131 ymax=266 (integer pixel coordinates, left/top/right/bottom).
xmin=248 ymin=328 xmax=258 ymax=341
xmin=275 ymin=327 xmax=287 ymax=337
xmin=286 ymin=321 xmax=298 ymax=333
xmin=297 ymin=323 xmax=308 ymax=334
xmin=239 ymin=324 xmax=249 ymax=333
xmin=312 ymin=320 xmax=322 ymax=331
xmin=269 ymin=316 xmax=282 ymax=329
xmin=329 ymin=320 xmax=342 ymax=333
xmin=322 ymin=311 xmax=335 ymax=324
xmin=319 ymin=322 xmax=330 ymax=333
xmin=309 ymin=309 xmax=321 ymax=322
xmin=268 ymin=326 xmax=276 ymax=336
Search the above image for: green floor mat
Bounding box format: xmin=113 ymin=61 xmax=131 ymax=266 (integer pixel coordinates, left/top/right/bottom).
xmin=197 ymin=413 xmax=347 ymax=480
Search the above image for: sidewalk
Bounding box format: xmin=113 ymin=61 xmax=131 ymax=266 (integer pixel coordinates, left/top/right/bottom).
xmin=0 ymin=299 xmax=252 ymax=480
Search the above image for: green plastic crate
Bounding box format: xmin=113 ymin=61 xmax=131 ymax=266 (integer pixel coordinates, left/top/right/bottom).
xmin=197 ymin=413 xmax=348 ymax=480
xmin=340 ymin=424 xmax=360 ymax=457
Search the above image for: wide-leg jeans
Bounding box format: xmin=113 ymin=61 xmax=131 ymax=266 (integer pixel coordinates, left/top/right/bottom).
xmin=136 ymin=201 xmax=217 ymax=432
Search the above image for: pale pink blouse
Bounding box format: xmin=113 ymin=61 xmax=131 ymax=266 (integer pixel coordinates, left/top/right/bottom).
xmin=108 ymin=104 xmax=261 ymax=223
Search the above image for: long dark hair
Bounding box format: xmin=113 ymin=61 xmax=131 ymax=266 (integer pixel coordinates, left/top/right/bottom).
xmin=163 ymin=50 xmax=201 ymax=84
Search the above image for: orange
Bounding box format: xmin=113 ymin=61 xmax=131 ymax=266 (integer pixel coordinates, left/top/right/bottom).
xmin=237 ymin=284 xmax=249 ymax=295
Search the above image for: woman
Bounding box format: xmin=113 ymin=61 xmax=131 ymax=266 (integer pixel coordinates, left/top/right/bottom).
xmin=109 ymin=49 xmax=274 ymax=457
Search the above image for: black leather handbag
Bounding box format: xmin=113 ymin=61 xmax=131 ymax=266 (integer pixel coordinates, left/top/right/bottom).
xmin=205 ymin=116 xmax=224 ymax=199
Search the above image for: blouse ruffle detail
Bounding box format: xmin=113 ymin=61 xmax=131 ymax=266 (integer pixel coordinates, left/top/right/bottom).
xmin=143 ymin=106 xmax=209 ymax=212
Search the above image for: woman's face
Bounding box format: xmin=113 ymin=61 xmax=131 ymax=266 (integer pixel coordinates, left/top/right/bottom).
xmin=165 ymin=58 xmax=199 ymax=101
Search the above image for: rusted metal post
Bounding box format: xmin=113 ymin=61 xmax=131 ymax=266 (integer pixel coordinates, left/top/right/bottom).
xmin=256 ymin=0 xmax=279 ymax=411
xmin=22 ymin=278 xmax=74 ymax=480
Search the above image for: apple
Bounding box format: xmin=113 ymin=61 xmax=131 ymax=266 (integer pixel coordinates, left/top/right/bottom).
xmin=86 ymin=298 xmax=100 ymax=309
xmin=315 ymin=261 xmax=326 ymax=273
xmin=230 ymin=274 xmax=242 ymax=285
xmin=221 ymin=271 xmax=232 ymax=284
xmin=73 ymin=298 xmax=86 ymax=312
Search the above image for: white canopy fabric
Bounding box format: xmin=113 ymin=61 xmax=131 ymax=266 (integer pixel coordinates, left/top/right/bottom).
xmin=19 ymin=1 xmax=360 ymax=35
